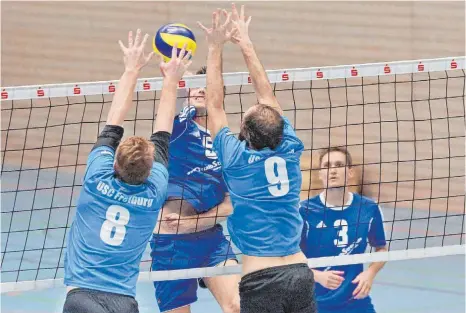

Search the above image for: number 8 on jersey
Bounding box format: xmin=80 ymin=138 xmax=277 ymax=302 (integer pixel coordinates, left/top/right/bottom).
xmin=100 ymin=205 xmax=130 ymax=246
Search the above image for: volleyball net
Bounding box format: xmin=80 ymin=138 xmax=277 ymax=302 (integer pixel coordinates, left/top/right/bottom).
xmin=1 ymin=57 xmax=465 ymax=293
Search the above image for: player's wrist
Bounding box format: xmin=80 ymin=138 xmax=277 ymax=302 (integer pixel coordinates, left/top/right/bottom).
xmin=162 ymin=77 xmax=179 ymax=87
xmin=311 ymin=269 xmax=322 ymax=283
xmin=365 ymin=267 xmax=378 ymax=278
xmin=208 ymin=42 xmax=224 ymax=52
xmin=123 ymin=68 xmax=141 ymax=77
xmin=238 ymin=39 xmax=253 ymax=50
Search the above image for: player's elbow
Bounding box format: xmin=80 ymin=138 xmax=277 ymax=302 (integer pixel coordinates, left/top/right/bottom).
xmin=375 ymin=246 xmax=388 ymax=252
xmin=220 ymin=195 xmax=233 ymax=215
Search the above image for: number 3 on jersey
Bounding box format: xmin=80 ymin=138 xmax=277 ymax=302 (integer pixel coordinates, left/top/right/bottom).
xmin=265 ymin=156 xmax=290 ymax=197
xmin=100 ymin=205 xmax=130 ymax=246
xmin=334 ymin=219 xmax=348 ymax=247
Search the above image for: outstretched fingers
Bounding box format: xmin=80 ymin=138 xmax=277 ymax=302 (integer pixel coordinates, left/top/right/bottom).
xmin=197 ymin=21 xmax=210 ymax=34
xmin=134 ymin=29 xmax=142 ymax=48
xmin=171 ymin=42 xmax=178 ymax=60
xmin=118 ymin=40 xmax=127 ymax=53
xmin=178 ymin=43 xmax=187 ymax=61
xmin=128 ymin=30 xmax=134 ymax=48
xmin=222 ymin=11 xmax=232 ymax=29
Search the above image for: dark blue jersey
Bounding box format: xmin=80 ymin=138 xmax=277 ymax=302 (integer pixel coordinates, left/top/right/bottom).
xmin=300 ymin=193 xmax=386 ymax=311
xmin=167 ymin=106 xmax=227 ymax=212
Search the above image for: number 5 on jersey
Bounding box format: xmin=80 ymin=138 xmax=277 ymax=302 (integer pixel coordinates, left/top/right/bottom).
xmin=100 ymin=205 xmax=130 ymax=246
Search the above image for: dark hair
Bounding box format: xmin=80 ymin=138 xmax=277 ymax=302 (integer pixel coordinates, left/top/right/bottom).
xmin=318 ymin=147 xmax=353 ymax=168
xmin=239 ymin=104 xmax=284 ymax=150
xmin=196 ymin=66 xmax=207 ymax=75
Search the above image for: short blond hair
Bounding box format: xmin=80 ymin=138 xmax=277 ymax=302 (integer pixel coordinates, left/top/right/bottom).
xmin=115 ymin=136 xmax=154 ymax=185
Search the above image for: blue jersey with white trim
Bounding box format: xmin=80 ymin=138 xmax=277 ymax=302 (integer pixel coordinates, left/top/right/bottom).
xmin=64 ymin=145 xmax=168 ymax=297
xmin=300 ymin=193 xmax=386 ymax=311
xmin=212 ymin=117 xmax=304 ymax=256
xmin=167 ymin=106 xmax=227 ymax=212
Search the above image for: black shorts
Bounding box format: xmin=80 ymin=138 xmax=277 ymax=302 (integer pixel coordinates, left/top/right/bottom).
xmin=239 ymin=263 xmax=317 ymax=313
xmin=62 ymin=288 xmax=139 ymax=313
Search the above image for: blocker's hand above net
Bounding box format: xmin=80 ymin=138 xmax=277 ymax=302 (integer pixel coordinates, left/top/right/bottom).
xmin=159 ymin=43 xmax=192 ymax=82
xmin=118 ymin=29 xmax=154 ymax=73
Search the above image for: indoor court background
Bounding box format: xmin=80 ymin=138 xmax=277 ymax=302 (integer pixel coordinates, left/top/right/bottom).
xmin=1 ymin=1 xmax=465 ymax=313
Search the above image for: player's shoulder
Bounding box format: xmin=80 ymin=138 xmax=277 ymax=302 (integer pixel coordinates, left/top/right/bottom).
xmin=281 ymin=116 xmax=304 ymax=145
xmin=299 ymin=195 xmax=325 ymax=212
xmin=91 ymin=145 xmax=115 ymax=156
xmin=171 ymin=118 xmax=190 ymax=142
xmin=352 ymin=193 xmax=380 ymax=211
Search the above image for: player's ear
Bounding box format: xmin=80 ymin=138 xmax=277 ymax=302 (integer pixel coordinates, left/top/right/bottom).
xmin=346 ymin=166 xmax=354 ymax=180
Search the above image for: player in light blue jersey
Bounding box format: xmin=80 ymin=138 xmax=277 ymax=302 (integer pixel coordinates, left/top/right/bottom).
xmin=300 ymin=147 xmax=388 ymax=313
xmin=62 ymin=29 xmax=193 ymax=313
xmin=150 ymin=65 xmax=240 ymax=313
xmin=198 ymin=4 xmax=316 ymax=313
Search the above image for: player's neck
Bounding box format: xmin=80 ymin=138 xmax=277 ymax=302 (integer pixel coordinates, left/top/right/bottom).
xmin=321 ymin=189 xmax=352 ymax=208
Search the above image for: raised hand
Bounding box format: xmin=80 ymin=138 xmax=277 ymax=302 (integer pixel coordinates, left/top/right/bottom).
xmin=230 ymin=3 xmax=252 ymax=47
xmin=159 ymin=43 xmax=193 ymax=81
xmin=118 ymin=29 xmax=154 ymax=72
xmin=197 ymin=9 xmax=238 ymax=46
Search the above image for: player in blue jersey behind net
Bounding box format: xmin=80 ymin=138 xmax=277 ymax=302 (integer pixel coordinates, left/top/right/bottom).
xmin=300 ymin=147 xmax=388 ymax=313
xmin=62 ymin=29 xmax=192 ymax=313
xmin=198 ymin=4 xmax=316 ymax=313
xmin=149 ymin=65 xmax=241 ymax=312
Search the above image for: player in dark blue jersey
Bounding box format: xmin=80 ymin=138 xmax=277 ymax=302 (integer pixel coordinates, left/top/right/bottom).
xmin=62 ymin=29 xmax=193 ymax=313
xmin=198 ymin=4 xmax=316 ymax=313
xmin=150 ymin=66 xmax=240 ymax=313
xmin=300 ymin=147 xmax=388 ymax=313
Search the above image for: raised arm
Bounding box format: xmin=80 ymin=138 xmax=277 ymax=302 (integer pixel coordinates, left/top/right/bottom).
xmin=85 ymin=29 xmax=154 ymax=178
xmin=230 ymin=4 xmax=283 ymax=115
xmin=198 ymin=9 xmax=237 ymax=138
xmin=149 ymin=44 xmax=192 ymax=168
xmin=106 ymin=29 xmax=154 ymax=126
xmin=154 ymin=44 xmax=193 ymax=134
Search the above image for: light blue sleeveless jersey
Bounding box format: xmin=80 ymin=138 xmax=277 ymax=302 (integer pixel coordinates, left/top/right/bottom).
xmin=212 ymin=117 xmax=304 ymax=256
xmin=64 ymin=145 xmax=168 ymax=297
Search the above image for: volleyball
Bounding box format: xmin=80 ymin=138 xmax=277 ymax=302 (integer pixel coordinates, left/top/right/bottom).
xmin=153 ymin=23 xmax=197 ymax=62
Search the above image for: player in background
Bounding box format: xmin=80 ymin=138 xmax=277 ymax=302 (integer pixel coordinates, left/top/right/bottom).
xmin=300 ymin=147 xmax=388 ymax=313
xmin=198 ymin=4 xmax=316 ymax=313
xmin=62 ymin=29 xmax=192 ymax=313
xmin=150 ymin=64 xmax=241 ymax=312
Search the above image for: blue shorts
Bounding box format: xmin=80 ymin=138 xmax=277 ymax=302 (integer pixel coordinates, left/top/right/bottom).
xmin=150 ymin=224 xmax=237 ymax=312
